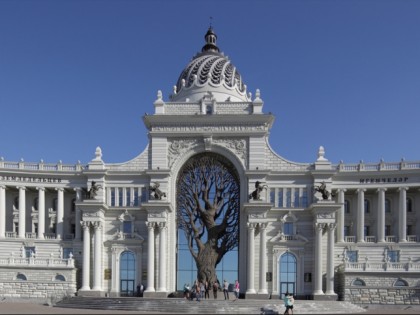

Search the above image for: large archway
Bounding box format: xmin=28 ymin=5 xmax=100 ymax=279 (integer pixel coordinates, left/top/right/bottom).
xmin=175 ymin=152 xmax=240 ymax=290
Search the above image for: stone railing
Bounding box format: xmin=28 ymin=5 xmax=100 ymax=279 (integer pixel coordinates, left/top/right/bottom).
xmin=334 ymin=159 xmax=420 ymax=172
xmin=0 ymin=158 xmax=86 ymax=172
xmin=343 ymin=235 xmax=408 ymax=243
xmin=345 ymin=261 xmax=420 ymax=272
xmin=0 ymin=256 xmax=74 ymax=268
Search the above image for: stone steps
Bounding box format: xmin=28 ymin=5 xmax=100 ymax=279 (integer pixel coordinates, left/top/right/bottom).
xmin=55 ymin=297 xmax=367 ymax=314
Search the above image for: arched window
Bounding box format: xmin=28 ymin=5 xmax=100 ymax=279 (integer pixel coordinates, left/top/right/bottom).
xmin=394 ymin=279 xmax=408 ymax=287
xmin=344 ymin=200 xmax=350 ymax=213
xmin=279 ymin=252 xmax=297 ymax=298
xmin=385 ymin=199 xmax=391 ymax=213
xmin=16 ymin=273 xmax=27 ymax=281
xmin=55 ymin=274 xmax=66 ymax=281
xmin=364 ymin=199 xmax=370 ymax=213
xmin=352 ymin=278 xmax=366 ymax=286
xmin=120 ymin=251 xmax=136 ymax=296
xmin=407 ymin=198 xmax=413 ymax=212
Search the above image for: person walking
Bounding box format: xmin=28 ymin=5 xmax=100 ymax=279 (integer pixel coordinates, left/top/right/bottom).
xmin=233 ymin=280 xmax=240 ymax=301
xmin=223 ymin=279 xmax=229 ymax=300
xmin=212 ymin=280 xmax=219 ymax=299
xmin=283 ymin=292 xmax=294 ymax=315
xmin=204 ymin=280 xmax=210 ymax=299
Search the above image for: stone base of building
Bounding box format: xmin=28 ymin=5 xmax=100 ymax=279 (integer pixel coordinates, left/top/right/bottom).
xmin=312 ymin=293 xmax=337 ymax=301
xmin=77 ymin=290 xmax=106 ymax=297
xmin=246 ymin=293 xmax=270 ymax=299
xmin=143 ymin=291 xmax=168 ymax=298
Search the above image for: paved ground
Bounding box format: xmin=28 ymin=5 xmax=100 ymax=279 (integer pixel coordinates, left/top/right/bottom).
xmin=1 ymin=301 xmax=420 ymax=314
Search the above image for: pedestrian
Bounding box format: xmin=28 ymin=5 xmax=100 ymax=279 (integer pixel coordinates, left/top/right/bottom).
xmin=196 ymin=280 xmax=202 ymax=302
xmin=204 ymin=280 xmax=210 ymax=299
xmin=223 ymin=279 xmax=229 ymax=300
xmin=233 ymin=279 xmax=240 ymax=301
xmin=183 ymin=283 xmax=190 ymax=299
xmin=283 ymin=292 xmax=294 ymax=315
xmin=212 ymin=280 xmax=219 ymax=299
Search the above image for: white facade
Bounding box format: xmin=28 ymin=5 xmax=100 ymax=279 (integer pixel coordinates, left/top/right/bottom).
xmin=1 ymin=28 xmax=420 ymax=304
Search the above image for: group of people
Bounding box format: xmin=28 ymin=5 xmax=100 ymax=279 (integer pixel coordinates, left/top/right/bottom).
xmin=183 ymin=279 xmax=240 ymax=301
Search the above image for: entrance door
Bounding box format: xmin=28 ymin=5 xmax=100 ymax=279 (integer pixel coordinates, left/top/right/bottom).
xmin=120 ymin=279 xmax=135 ymax=297
xmin=279 ymin=252 xmax=297 ymax=298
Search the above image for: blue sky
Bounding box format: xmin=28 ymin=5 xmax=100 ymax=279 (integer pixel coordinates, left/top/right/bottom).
xmin=1 ymin=0 xmax=419 ymax=166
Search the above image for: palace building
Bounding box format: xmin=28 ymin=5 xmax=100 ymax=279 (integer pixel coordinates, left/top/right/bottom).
xmin=1 ymin=27 xmax=420 ymax=305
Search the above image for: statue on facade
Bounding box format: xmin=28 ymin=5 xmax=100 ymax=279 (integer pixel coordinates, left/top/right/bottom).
xmin=314 ymin=181 xmax=333 ymax=200
xmin=87 ymin=181 xmax=102 ymax=199
xmin=150 ymin=182 xmax=166 ymax=200
xmin=248 ymin=181 xmax=268 ymax=201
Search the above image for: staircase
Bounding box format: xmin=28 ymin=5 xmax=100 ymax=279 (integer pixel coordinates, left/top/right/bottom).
xmin=55 ymin=297 xmax=367 ymax=314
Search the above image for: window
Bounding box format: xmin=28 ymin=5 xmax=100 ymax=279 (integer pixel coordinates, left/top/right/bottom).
xmin=277 ymin=189 xmax=283 ymax=208
xmin=24 ymin=246 xmax=35 ymax=258
xmin=286 ymin=189 xmax=291 ymax=208
xmin=123 ymin=221 xmax=132 ymax=234
xmin=126 ymin=189 xmax=131 ymax=206
xmin=346 ymin=250 xmax=358 ymax=262
xmin=141 ymin=187 xmax=147 ymax=202
xmin=407 ymin=198 xmax=413 ymax=212
xmin=394 ymin=279 xmax=408 ymax=287
xmin=387 ymin=250 xmax=399 ymax=263
xmin=55 ymin=274 xmax=66 ymax=281
xmin=344 ymin=226 xmax=350 ymax=237
xmin=206 ymin=105 xmax=212 ymax=114
xmin=270 ymin=189 xmax=275 ymax=204
xmin=63 ymin=248 xmax=73 ymax=259
xmin=16 ymin=273 xmax=27 ymax=281
xmin=293 ymin=190 xmax=299 ymax=207
xmin=344 ymin=200 xmax=350 ymax=213
xmin=352 ymin=278 xmax=365 ymax=286
xmin=118 ymin=188 xmax=123 ymax=206
xmin=284 ymin=222 xmax=293 ymax=235
xmin=52 ymin=198 xmax=58 ymax=211
xmin=301 ymin=189 xmax=308 ymax=208
xmin=133 ymin=190 xmax=139 ymax=206
xmin=364 ymin=199 xmax=370 ymax=213
xmin=111 ymin=188 xmax=116 ymax=206
xmin=33 ymin=197 xmax=39 ymax=211
xmin=385 ymin=199 xmax=391 ymax=213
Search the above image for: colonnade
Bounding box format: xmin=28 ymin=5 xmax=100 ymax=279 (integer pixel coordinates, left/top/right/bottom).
xmin=145 ymin=221 xmax=167 ymax=293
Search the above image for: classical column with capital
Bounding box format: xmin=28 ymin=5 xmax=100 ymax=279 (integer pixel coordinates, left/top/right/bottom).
xmin=17 ymin=186 xmax=26 ymax=238
xmin=326 ymin=223 xmax=336 ymax=295
xmin=398 ymin=187 xmax=408 ymax=242
xmin=158 ymin=222 xmax=167 ymax=292
xmin=336 ymin=189 xmax=346 ymax=243
xmin=258 ymin=223 xmax=268 ymax=294
xmin=80 ymin=221 xmax=91 ymax=291
xmin=377 ymin=188 xmax=387 ymax=243
xmin=313 ymin=223 xmax=324 ymax=295
xmin=0 ymin=186 xmax=6 ymax=238
xmin=357 ymin=189 xmax=366 ymax=242
xmin=92 ymin=221 xmax=103 ymax=291
xmin=145 ymin=221 xmax=156 ymax=292
xmin=246 ymin=223 xmax=256 ymax=294
xmin=56 ymin=188 xmax=64 ymax=239
xmin=37 ymin=187 xmax=45 ymax=239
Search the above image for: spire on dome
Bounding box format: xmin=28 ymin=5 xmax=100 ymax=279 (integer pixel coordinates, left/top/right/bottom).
xmin=202 ymin=27 xmax=220 ymax=53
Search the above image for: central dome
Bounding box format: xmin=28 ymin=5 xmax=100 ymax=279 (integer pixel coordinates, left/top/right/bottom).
xmin=170 ymin=28 xmax=251 ymax=103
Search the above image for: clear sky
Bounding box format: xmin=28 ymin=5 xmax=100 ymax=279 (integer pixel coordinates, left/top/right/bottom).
xmin=1 ymin=0 xmax=419 ymax=166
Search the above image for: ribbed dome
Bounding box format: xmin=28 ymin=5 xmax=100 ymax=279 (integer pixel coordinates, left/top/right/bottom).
xmin=170 ymin=28 xmax=250 ymax=103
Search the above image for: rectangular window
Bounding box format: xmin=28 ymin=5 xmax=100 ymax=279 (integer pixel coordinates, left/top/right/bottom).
xmin=63 ymin=248 xmax=73 ymax=259
xmin=133 ymin=189 xmax=139 ymax=206
xmin=346 ymin=250 xmax=358 ymax=262
xmin=270 ymin=189 xmax=275 ymax=204
xmin=141 ymin=187 xmax=147 ymax=202
xmin=293 ymin=189 xmax=299 ymax=208
xmin=277 ymin=189 xmax=283 ymax=207
xmin=284 ymin=222 xmax=293 ymax=235
xmin=118 ymin=188 xmax=123 ymax=206
xmin=25 ymin=246 xmax=36 ymax=258
xmin=123 ymin=221 xmax=132 ymax=234
xmin=286 ymin=189 xmax=291 ymax=208
xmin=126 ymin=189 xmax=131 ymax=206
xmin=387 ymin=250 xmax=399 ymax=262
xmin=301 ymin=189 xmax=308 ymax=208
xmin=111 ymin=188 xmax=116 ymax=207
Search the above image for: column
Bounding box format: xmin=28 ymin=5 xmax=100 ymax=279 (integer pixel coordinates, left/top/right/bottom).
xmin=246 ymin=223 xmax=256 ymax=294
xmin=37 ymin=187 xmax=45 ymax=239
xmin=398 ymin=187 xmax=408 ymax=242
xmin=377 ymin=188 xmax=387 ymax=243
xmin=56 ymin=188 xmax=64 ymax=239
xmin=356 ymin=189 xmax=366 ymax=242
xmin=313 ymin=223 xmax=324 ymax=295
xmin=74 ymin=188 xmax=82 ymax=240
xmin=336 ymin=189 xmax=346 ymax=243
xmin=0 ymin=186 xmax=5 ymax=238
xmin=92 ymin=221 xmax=103 ymax=291
xmin=80 ymin=221 xmax=91 ymax=291
xmin=158 ymin=222 xmax=167 ymax=292
xmin=17 ymin=186 xmax=26 ymax=238
xmin=145 ymin=221 xmax=156 ymax=292
xmin=326 ymin=223 xmax=336 ymax=295
xmin=111 ymin=247 xmax=118 ymax=294
xmin=258 ymin=223 xmax=268 ymax=294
